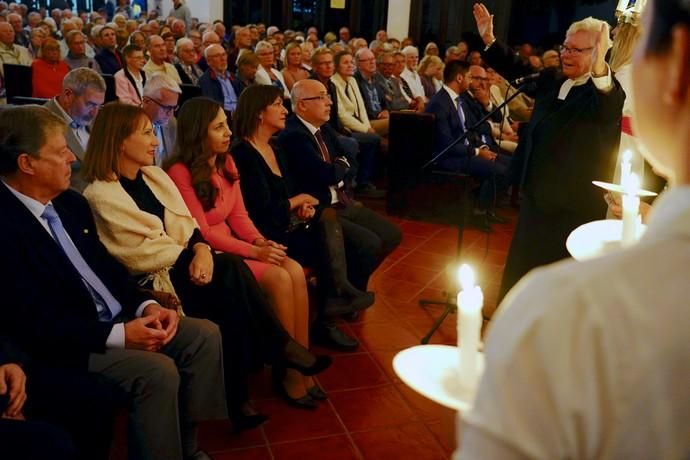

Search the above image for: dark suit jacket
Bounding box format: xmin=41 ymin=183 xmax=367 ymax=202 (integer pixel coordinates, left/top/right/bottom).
xmin=94 ymin=48 xmax=122 ymax=75
xmin=277 ymin=115 xmax=351 ymax=210
xmin=424 ymin=88 xmax=477 ymax=171
xmin=459 ymin=91 xmax=502 ymax=151
xmin=0 ymin=185 xmax=149 ymax=370
xmin=198 ymin=68 xmax=241 ymax=108
xmin=174 ymin=62 xmax=202 ymax=86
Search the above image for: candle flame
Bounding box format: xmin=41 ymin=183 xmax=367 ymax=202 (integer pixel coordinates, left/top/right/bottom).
xmin=458 ymin=264 xmax=475 ymax=290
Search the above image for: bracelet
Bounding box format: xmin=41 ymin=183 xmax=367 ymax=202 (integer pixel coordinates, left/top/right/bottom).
xmin=484 ymin=38 xmax=496 ymax=52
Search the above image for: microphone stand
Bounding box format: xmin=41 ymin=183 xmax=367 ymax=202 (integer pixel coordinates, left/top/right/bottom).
xmin=418 ymin=82 xmax=531 ymax=344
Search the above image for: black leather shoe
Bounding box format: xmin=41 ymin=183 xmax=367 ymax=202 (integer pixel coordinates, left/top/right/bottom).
xmin=324 ymin=291 xmax=375 ymax=317
xmin=272 ymin=371 xmax=319 ymax=410
xmin=230 ymin=410 xmax=269 ymax=432
xmin=307 ymin=385 xmax=328 ymax=401
xmin=282 ymin=340 xmax=332 ymax=376
xmin=311 ymin=324 xmax=359 ymax=351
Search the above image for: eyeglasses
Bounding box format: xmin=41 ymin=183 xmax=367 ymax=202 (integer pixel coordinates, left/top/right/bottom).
xmin=147 ymin=97 xmax=178 ymax=113
xmin=470 ymin=76 xmax=490 ymax=82
xmin=301 ymin=94 xmax=331 ymax=102
xmin=559 ymin=45 xmax=594 ymax=56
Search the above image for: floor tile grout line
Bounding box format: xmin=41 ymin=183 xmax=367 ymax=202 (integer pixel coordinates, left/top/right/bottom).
xmin=324 ymin=397 xmax=367 ymax=460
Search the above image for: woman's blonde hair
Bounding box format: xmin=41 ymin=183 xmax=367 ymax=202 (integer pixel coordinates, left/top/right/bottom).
xmin=417 ymin=54 xmax=443 ymax=76
xmin=609 ymin=22 xmax=643 ymax=72
xmin=81 ymin=102 xmax=150 ymax=183
xmin=283 ymin=41 xmax=302 ymax=68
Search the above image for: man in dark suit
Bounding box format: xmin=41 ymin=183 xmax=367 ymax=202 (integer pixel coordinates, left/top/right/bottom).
xmin=0 ymin=106 xmax=227 ymax=460
xmin=474 ymin=3 xmax=625 ymax=300
xmin=279 ymin=79 xmax=402 ymax=351
xmin=94 ymin=25 xmax=123 ymax=75
xmin=425 ymin=60 xmax=511 ymax=232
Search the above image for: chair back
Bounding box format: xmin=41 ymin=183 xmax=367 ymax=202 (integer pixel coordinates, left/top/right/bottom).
xmin=4 ymin=64 xmax=33 ymax=103
xmin=10 ymin=96 xmax=49 ymax=106
xmin=101 ymin=74 xmax=117 ymax=102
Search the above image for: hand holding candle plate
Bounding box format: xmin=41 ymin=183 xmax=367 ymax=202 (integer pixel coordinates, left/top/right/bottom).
xmin=592 ymin=180 xmax=658 ymax=197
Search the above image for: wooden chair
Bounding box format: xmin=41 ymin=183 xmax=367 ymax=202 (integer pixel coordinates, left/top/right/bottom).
xmin=4 ymin=63 xmax=33 ymax=104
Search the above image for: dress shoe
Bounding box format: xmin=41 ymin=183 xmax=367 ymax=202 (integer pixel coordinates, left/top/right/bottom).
xmin=311 ymin=324 xmax=360 ymax=351
xmin=282 ymin=339 xmax=332 ymax=376
xmin=307 ymin=385 xmax=328 ymax=401
xmin=230 ymin=403 xmax=269 ymax=432
xmin=324 ymin=291 xmax=375 ymax=317
xmin=272 ymin=371 xmax=319 ymax=410
xmin=354 ymin=183 xmax=386 ymax=199
xmin=486 ymin=211 xmax=509 ymax=224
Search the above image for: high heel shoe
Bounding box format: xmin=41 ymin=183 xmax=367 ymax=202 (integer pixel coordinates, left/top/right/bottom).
xmin=272 ymin=369 xmax=319 ymax=410
xmin=230 ymin=403 xmax=269 ymax=432
xmin=281 ymin=339 xmax=332 ymax=376
xmin=306 ymin=385 xmax=328 ymax=401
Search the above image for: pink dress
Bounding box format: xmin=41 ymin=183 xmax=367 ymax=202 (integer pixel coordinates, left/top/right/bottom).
xmin=168 ymin=157 xmax=272 ymax=280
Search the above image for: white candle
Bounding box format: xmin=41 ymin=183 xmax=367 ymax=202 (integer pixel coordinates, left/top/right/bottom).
xmin=621 ymin=150 xmax=632 ymax=189
xmin=456 ymin=264 xmax=483 ymax=391
xmin=622 ymin=173 xmax=640 ymax=246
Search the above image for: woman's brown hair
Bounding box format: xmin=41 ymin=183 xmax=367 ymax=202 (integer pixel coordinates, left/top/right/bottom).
xmin=164 ymin=97 xmax=236 ymax=211
xmin=232 ymin=84 xmax=283 ymax=140
xmin=81 ymin=102 xmax=150 ymax=183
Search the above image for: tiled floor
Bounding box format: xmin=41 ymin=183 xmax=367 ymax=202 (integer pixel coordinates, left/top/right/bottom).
xmin=193 ymin=206 xmax=518 ymax=460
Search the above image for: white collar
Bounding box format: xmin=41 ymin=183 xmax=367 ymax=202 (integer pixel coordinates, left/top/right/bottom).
xmin=443 ymin=84 xmax=460 ymax=101
xmin=296 ymin=114 xmax=320 ymax=136
xmin=558 ymin=72 xmax=591 ymax=100
xmin=1 ymin=179 xmax=51 ymax=220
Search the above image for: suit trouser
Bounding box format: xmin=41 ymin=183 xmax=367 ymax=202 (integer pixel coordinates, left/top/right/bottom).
xmin=337 ymin=202 xmax=402 ymax=290
xmin=88 ymin=317 xmax=226 ymax=460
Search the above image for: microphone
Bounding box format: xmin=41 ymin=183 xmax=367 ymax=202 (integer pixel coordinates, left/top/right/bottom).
xmin=510 ymin=73 xmax=540 ymax=86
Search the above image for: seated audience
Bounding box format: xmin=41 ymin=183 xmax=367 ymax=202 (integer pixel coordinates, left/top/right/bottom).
xmin=7 ymin=12 xmax=28 ymax=47
xmin=400 ymin=45 xmax=426 ymax=101
xmin=227 ymin=26 xmax=252 ymax=74
xmin=167 ymin=97 xmax=325 ymax=409
xmin=232 ymin=85 xmax=373 ymax=352
xmin=332 ymin=50 xmax=383 ymax=197
xmin=94 ymin=25 xmax=122 ymax=74
xmin=43 ymin=67 xmax=106 ymax=191
xmin=235 ymin=51 xmax=259 ymax=95
xmin=173 ymin=37 xmax=202 ymax=85
xmin=279 ymin=79 xmax=401 ymax=328
xmin=27 ymin=28 xmax=45 ymax=59
xmin=199 ymin=44 xmax=240 ymax=118
xmin=0 ymin=105 xmax=226 ymax=460
xmin=161 ymin=31 xmax=176 ymax=63
xmin=64 ymin=30 xmax=101 ymax=72
xmin=425 ymin=60 xmax=511 ymax=232
xmin=542 ymin=49 xmax=560 ymax=69
xmin=354 ymin=48 xmax=390 ymax=136
xmin=81 ymin=103 xmax=331 ymax=429
xmin=143 ymin=34 xmax=182 ymax=83
xmin=457 ymin=2 xmax=689 ymax=458
xmin=0 ymin=21 xmax=32 ymax=102
xmin=418 ymin=54 xmax=443 ymax=98
xmin=381 ymin=51 xmax=419 ymax=111
xmin=423 ymin=41 xmax=439 ymax=57
xmin=281 ymin=41 xmax=309 ymax=91
xmin=141 ymin=73 xmax=181 ymax=165
xmin=128 ymin=30 xmax=146 ymax=52
xmin=114 ymin=44 xmax=147 ymax=105
xmin=31 ymin=37 xmax=70 ymax=98
xmin=445 ymin=45 xmax=463 ymax=64
xmin=255 ymin=40 xmax=290 ymax=99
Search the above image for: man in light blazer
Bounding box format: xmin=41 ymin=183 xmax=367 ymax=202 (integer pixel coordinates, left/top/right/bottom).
xmin=43 ymin=68 xmax=106 ymax=192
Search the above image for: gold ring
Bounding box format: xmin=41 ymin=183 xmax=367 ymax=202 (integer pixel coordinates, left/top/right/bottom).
xmin=200 ymin=273 xmax=207 ymax=279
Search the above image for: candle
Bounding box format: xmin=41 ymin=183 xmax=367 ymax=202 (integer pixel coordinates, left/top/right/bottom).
xmin=456 ymin=264 xmax=483 ymax=391
xmin=622 ymin=173 xmax=640 ymax=246
xmin=621 ymin=150 xmax=632 ymax=189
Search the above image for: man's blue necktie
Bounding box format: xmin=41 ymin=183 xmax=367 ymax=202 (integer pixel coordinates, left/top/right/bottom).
xmin=456 ymin=97 xmax=470 ymax=145
xmin=41 ymin=204 xmax=122 ymax=321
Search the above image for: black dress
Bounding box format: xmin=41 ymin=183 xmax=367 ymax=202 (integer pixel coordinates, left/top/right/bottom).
xmin=119 ymin=171 xmax=290 ymax=415
xmin=231 ymin=138 xmax=319 ymax=268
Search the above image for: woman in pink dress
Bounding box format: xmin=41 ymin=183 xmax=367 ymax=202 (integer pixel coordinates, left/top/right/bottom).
xmin=167 ymin=97 xmax=323 ymax=409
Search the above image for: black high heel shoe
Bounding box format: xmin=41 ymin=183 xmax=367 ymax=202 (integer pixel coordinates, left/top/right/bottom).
xmin=272 ymin=369 xmax=319 ymax=410
xmin=281 ymin=339 xmax=332 ymax=376
xmin=230 ymin=403 xmax=269 ymax=432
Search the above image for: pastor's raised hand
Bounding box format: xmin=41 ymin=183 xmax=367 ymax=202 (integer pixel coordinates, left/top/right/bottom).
xmin=473 ymin=3 xmax=495 ymax=45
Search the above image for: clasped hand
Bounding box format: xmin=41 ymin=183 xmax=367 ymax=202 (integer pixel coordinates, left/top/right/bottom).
xmin=0 ymin=363 xmax=27 ymax=420
xmin=252 ymin=238 xmax=288 ymax=265
xmin=124 ymin=304 xmax=178 ymax=352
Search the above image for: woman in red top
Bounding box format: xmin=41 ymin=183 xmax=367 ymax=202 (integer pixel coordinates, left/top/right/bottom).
xmin=167 ymin=97 xmax=324 ymax=409
xmin=31 ymin=37 xmax=70 ymax=99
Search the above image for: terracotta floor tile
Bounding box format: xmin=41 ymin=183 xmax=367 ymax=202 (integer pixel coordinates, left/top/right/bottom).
xmin=407 ymin=314 xmax=458 ymax=346
xmin=398 ymin=233 xmax=429 ymax=250
xmin=399 ymin=220 xmax=447 ymax=238
xmin=415 ymin=237 xmax=462 ymax=256
xmin=248 ymin=368 xmax=276 ymax=401
xmin=384 ymin=245 xmax=411 ymax=262
xmin=399 ymin=250 xmax=455 ymax=271
xmin=395 ymin=383 xmax=456 ymax=423
xmin=384 ymin=298 xmax=440 ymax=322
xmin=198 ymin=420 xmax=265 ymax=453
xmin=211 ymin=447 xmax=273 ymax=460
xmin=350 ymin=422 xmax=447 ymax=460
xmin=317 ymin=353 xmax=389 ymax=391
xmin=329 ymin=385 xmax=417 ymax=432
xmin=349 ymin=320 xmax=421 ymax=352
xmin=346 ymin=298 xmax=398 ymax=324
xmin=369 ymin=350 xmax=403 ymax=383
xmin=270 ymin=435 xmax=361 ymax=460
xmin=254 ymin=398 xmax=345 ymax=444
xmin=380 ymin=263 xmax=441 ymax=286
xmin=425 ymin=420 xmax=457 ymax=456
xmin=374 ymin=279 xmax=425 ymax=302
